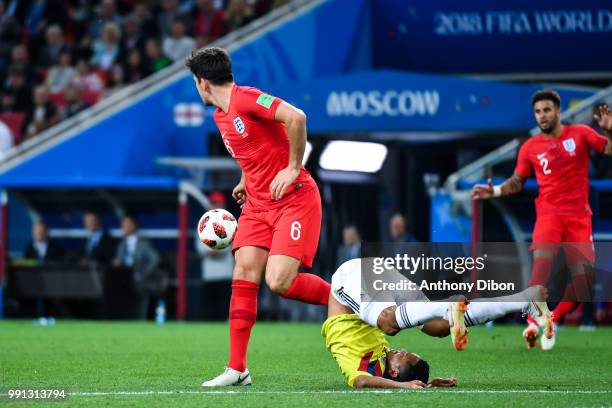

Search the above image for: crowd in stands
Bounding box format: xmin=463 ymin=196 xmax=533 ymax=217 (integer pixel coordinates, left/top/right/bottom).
xmin=0 ymin=0 xmax=287 ymax=156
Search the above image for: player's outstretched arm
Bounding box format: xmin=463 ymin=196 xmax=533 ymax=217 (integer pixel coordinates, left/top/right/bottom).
xmin=269 ymin=101 xmax=307 ymax=200
xmin=594 ymin=104 xmax=612 ymax=156
xmin=353 ymin=376 xmax=426 ymax=389
xmin=471 ymin=174 xmax=526 ymax=200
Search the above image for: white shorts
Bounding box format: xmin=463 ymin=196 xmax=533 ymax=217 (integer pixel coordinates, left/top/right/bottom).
xmin=331 ymin=258 xmax=428 ymax=328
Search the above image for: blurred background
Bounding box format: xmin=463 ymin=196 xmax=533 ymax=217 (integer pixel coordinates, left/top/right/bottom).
xmin=0 ymin=0 xmax=611 ymax=326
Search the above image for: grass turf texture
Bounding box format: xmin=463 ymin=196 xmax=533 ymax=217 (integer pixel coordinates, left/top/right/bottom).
xmin=1 ymin=321 xmax=611 ymax=407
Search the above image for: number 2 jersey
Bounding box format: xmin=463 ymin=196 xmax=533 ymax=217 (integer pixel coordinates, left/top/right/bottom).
xmin=213 ymin=84 xmax=316 ymax=211
xmin=514 ymin=124 xmax=608 ymax=216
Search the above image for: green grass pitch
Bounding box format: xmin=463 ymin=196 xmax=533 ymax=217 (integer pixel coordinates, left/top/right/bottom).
xmin=1 ymin=320 xmax=611 ymax=407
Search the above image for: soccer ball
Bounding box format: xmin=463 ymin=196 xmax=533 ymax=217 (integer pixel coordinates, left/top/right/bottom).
xmin=197 ymin=209 xmax=238 ymax=250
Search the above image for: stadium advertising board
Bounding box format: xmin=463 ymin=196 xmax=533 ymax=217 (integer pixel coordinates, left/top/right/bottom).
xmin=267 ymin=70 xmax=595 ymax=132
xmin=373 ymin=0 xmax=612 ymax=74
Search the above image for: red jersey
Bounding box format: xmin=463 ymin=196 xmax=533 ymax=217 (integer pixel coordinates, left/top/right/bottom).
xmin=213 ymin=85 xmax=316 ymax=210
xmin=514 ymin=124 xmax=608 ymax=216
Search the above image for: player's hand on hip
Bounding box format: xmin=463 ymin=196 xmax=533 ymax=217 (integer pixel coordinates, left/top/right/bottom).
xmin=471 ymin=178 xmax=494 ymax=200
xmin=402 ymin=380 xmax=426 ymax=389
xmin=594 ymin=104 xmax=612 ymax=133
xmin=269 ymin=167 xmax=300 ymax=200
xmin=232 ymin=182 xmax=246 ymax=208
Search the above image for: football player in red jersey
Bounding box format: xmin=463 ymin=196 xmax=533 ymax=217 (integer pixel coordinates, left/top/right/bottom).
xmin=186 ymin=47 xmax=331 ymax=385
xmin=472 ymin=89 xmax=612 ymax=350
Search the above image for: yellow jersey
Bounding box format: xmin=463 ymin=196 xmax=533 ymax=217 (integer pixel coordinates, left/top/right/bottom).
xmin=321 ymin=313 xmax=388 ymax=387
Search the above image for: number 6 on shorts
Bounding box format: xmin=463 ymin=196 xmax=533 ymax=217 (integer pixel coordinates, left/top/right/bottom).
xmin=290 ymin=221 xmax=302 ymax=241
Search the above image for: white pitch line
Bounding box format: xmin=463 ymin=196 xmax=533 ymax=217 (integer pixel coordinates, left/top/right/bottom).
xmin=52 ymin=389 xmax=612 ymax=397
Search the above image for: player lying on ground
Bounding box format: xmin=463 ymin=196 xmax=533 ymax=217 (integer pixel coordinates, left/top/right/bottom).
xmin=186 ymin=47 xmax=330 ymax=386
xmin=322 ymin=258 xmax=553 ymax=388
xmin=473 ymin=93 xmax=612 ymax=350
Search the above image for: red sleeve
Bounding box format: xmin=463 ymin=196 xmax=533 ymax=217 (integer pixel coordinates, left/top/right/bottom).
xmin=514 ymin=141 xmax=532 ymax=178
xmin=235 ymin=87 xmax=283 ymax=121
xmin=581 ymin=125 xmax=609 ymax=153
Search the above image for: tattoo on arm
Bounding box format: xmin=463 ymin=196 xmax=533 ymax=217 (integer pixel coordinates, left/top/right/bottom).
xmin=500 ymin=174 xmax=526 ymax=196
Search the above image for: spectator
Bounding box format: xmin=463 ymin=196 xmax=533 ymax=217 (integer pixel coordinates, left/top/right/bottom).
xmin=121 ymin=14 xmax=146 ymax=55
xmin=24 ymin=85 xmax=60 ymax=140
xmin=132 ymin=2 xmax=158 ymax=39
xmin=123 ymin=49 xmax=150 ymax=83
xmin=157 ymin=0 xmax=186 ymax=39
xmin=0 ymin=2 xmax=20 ymax=70
xmin=191 ymin=0 xmax=226 ymax=43
xmin=9 ymin=45 xmax=34 ymax=80
xmin=336 ymin=224 xmax=361 ymax=267
xmin=144 ymin=38 xmax=171 ymax=73
xmin=389 ymin=213 xmax=417 ymax=243
xmin=162 ymin=18 xmax=195 ymax=62
xmin=113 ymin=214 xmax=160 ymax=320
xmin=23 ymin=220 xmax=65 ymax=263
xmin=23 ymin=0 xmax=67 ymax=35
xmin=72 ymin=59 xmax=104 ymax=93
xmin=64 ymin=85 xmax=87 ymax=118
xmin=0 ymin=92 xmax=16 ymax=113
xmin=88 ymin=0 xmax=123 ymax=43
xmin=91 ymin=22 xmax=122 ymax=71
xmin=225 ymin=0 xmax=254 ymax=32
xmin=38 ymin=24 xmax=66 ymax=68
xmin=2 ymin=66 xmax=31 ymax=111
xmin=104 ymin=63 xmax=126 ymax=97
xmin=194 ymin=192 xmax=233 ymax=320
xmin=81 ymin=210 xmax=115 ymax=265
xmin=0 ymin=119 xmax=14 ymax=160
xmin=45 ymin=51 xmax=77 ymax=93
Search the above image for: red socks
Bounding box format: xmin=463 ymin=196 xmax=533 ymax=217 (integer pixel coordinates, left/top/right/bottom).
xmin=553 ymin=302 xmax=580 ymax=323
xmin=528 ymin=257 xmax=553 ymax=287
xmin=280 ymin=273 xmax=331 ymax=305
xmin=228 ymin=280 xmax=259 ymax=372
xmin=226 ymin=274 xmax=329 ymax=371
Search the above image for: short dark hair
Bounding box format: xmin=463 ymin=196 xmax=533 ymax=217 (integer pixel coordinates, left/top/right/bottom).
xmin=531 ymin=89 xmax=561 ymax=108
xmin=122 ymin=214 xmax=139 ymax=227
xmin=391 ymin=359 xmax=430 ymax=383
xmin=185 ymin=47 xmax=233 ymax=85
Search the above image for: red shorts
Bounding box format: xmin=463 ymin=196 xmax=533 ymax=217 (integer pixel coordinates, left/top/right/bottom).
xmin=531 ymin=215 xmax=594 ymax=263
xmin=232 ymin=185 xmax=322 ymax=267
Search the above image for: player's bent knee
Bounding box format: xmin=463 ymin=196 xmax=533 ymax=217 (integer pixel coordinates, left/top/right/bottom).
xmin=380 ymin=324 xmax=399 ymax=336
xmin=265 ymin=272 xmax=293 ymax=294
xmin=377 ymin=307 xmax=400 ymax=336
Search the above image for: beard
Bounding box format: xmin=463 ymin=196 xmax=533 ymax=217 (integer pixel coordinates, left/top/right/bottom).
xmin=539 ymin=118 xmax=558 ymax=134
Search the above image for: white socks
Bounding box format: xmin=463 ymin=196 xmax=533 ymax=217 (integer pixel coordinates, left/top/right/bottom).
xmin=395 ymin=302 xmax=449 ymax=329
xmin=463 ymin=301 xmax=525 ymax=327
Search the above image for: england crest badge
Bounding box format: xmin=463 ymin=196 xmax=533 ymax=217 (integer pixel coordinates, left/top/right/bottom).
xmin=233 ymin=117 xmax=245 ymax=134
xmin=562 ymin=138 xmax=576 ymax=155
